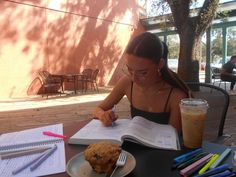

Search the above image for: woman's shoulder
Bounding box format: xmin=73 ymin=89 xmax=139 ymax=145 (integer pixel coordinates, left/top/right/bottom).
xmin=117 ymin=76 xmax=132 ymax=86
xmin=113 ymin=76 xmax=132 ymax=92
xmin=171 ymin=87 xmax=187 ymax=100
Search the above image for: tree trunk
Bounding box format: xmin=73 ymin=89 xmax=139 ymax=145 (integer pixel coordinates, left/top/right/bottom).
xmin=178 ymin=29 xmax=199 ymax=82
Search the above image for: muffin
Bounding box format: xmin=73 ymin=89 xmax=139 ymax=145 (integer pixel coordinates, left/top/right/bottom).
xmin=84 ymin=141 xmax=121 ymax=174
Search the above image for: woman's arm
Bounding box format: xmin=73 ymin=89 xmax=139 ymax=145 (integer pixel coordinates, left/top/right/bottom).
xmin=169 ymin=89 xmax=187 ymax=134
xmin=93 ymin=76 xmax=130 ymax=126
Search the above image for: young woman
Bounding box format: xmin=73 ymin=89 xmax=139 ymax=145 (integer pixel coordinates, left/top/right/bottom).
xmin=93 ymin=32 xmax=189 ymax=134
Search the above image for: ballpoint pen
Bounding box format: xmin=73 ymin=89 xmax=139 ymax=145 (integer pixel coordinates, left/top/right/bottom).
xmin=111 ymin=105 xmax=117 ymax=127
xmin=30 ymin=144 xmax=57 ymax=171
xmin=12 ymin=148 xmax=52 ymax=175
xmin=11 ymin=145 xmax=57 ymax=175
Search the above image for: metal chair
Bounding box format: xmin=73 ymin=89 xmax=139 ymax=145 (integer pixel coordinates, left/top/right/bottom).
xmin=89 ymin=69 xmax=99 ymax=92
xmin=211 ymin=67 xmax=228 ymax=90
xmin=78 ymin=69 xmax=99 ymax=92
xmin=38 ymin=71 xmax=63 ymax=98
xmin=186 ymin=82 xmax=230 ymax=143
xmin=211 ymin=67 xmax=221 ymax=85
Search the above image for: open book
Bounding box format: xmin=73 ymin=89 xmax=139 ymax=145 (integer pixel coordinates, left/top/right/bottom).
xmin=68 ymin=116 xmax=180 ymax=150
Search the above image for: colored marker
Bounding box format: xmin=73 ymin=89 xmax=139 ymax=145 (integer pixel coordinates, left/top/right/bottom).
xmin=210 ymin=148 xmax=231 ymax=169
xmin=174 ymin=148 xmax=203 ymax=163
xmin=194 ymin=164 xmax=232 ymax=177
xmin=208 ymin=170 xmax=234 ymax=177
xmin=177 ymin=152 xmax=209 ymax=170
xmin=198 ymin=154 xmax=219 ymax=174
xmin=183 ymin=160 xmax=209 ymax=177
xmin=172 ymin=152 xmax=207 ymax=170
xmin=43 ymin=131 xmax=67 ymax=139
xmin=180 ymin=153 xmax=213 ymax=176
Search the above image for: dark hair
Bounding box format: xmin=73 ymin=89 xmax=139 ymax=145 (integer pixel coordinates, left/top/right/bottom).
xmin=126 ymin=32 xmax=189 ymax=96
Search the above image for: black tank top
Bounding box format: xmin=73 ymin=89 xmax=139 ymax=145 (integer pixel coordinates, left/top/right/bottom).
xmin=130 ymin=82 xmax=173 ymax=124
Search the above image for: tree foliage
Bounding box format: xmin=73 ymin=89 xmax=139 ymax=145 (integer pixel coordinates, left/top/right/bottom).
xmin=148 ymin=0 xmax=220 ymax=82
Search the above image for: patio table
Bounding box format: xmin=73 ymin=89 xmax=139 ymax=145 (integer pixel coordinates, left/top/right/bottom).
xmin=48 ymin=119 xmax=236 ymax=177
xmin=62 ymin=74 xmax=86 ymax=94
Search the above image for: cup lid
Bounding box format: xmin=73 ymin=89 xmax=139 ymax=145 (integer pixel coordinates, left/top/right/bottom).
xmin=180 ymin=98 xmax=208 ymax=107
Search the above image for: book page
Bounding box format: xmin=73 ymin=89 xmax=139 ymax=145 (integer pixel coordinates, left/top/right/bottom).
xmin=0 ymin=124 xmax=66 ymax=177
xmin=68 ymin=119 xmax=131 ymax=145
xmin=122 ymin=116 xmax=179 ymax=150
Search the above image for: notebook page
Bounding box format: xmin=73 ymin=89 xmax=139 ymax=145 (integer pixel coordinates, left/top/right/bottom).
xmin=0 ymin=124 xmax=66 ymax=177
xmin=0 ymin=124 xmax=63 ymax=150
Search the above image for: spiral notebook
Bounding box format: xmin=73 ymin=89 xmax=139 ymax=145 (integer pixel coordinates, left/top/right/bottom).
xmin=0 ymin=124 xmax=66 ymax=177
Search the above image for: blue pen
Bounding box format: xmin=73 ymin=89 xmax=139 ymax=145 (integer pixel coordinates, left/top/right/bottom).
xmin=194 ymin=164 xmax=232 ymax=177
xmin=174 ymin=148 xmax=203 ymax=163
xmin=225 ymin=172 xmax=236 ymax=177
xmin=208 ymin=170 xmax=234 ymax=177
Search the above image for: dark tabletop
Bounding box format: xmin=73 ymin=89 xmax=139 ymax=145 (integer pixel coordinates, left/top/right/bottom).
xmin=49 ymin=119 xmax=236 ymax=177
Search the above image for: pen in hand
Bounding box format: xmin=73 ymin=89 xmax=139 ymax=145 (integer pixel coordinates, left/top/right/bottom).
xmin=111 ymin=105 xmax=117 ymax=127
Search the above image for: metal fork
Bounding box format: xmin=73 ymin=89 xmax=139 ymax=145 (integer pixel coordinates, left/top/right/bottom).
xmin=110 ymin=151 xmax=127 ymax=177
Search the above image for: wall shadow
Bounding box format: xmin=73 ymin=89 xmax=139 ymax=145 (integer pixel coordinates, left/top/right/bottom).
xmin=0 ymin=0 xmax=140 ymax=98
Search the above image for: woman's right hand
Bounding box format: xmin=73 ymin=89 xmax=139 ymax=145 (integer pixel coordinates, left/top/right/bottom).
xmin=99 ymin=109 xmax=118 ymax=126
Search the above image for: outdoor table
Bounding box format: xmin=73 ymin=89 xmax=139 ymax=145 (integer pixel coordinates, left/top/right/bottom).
xmin=50 ymin=119 xmax=236 ymax=177
xmin=62 ymin=74 xmax=86 ymax=94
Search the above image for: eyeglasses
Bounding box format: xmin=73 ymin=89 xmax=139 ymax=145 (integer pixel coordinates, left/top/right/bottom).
xmin=122 ymin=65 xmax=149 ymax=78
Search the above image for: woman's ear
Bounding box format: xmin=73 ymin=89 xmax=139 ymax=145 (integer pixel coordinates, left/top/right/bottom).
xmin=158 ymin=58 xmax=165 ymax=69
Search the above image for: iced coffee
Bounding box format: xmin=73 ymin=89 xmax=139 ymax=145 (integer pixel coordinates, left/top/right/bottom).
xmin=180 ymin=98 xmax=208 ymax=148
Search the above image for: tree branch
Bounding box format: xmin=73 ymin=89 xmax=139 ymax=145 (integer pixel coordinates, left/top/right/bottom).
xmin=167 ymin=0 xmax=191 ymax=32
xmin=195 ymin=0 xmax=219 ymax=36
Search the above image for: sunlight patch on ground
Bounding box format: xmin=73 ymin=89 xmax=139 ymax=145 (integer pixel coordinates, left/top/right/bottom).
xmin=0 ymin=93 xmax=109 ymax=112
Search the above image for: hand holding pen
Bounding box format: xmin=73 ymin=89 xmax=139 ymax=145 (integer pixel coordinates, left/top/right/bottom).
xmin=98 ymin=105 xmax=118 ymax=126
xmin=110 ymin=105 xmax=118 ymax=127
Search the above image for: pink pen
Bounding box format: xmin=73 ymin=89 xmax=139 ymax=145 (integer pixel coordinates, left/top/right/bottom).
xmin=43 ymin=131 xmax=67 ymax=139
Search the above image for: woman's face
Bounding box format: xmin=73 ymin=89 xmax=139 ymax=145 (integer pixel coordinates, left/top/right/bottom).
xmin=124 ymin=54 xmax=161 ymax=87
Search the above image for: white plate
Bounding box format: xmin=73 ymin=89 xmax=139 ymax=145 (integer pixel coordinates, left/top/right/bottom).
xmin=66 ymin=150 xmax=136 ymax=177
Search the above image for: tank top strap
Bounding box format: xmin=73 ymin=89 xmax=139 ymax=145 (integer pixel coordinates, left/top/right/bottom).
xmin=164 ymin=87 xmax=174 ymax=112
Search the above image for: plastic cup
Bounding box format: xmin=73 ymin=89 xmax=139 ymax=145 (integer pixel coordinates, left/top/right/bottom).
xmin=179 ymin=98 xmax=208 ymax=148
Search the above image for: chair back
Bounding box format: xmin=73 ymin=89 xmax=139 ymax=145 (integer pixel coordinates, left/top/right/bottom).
xmin=82 ymin=69 xmax=93 ymax=80
xmin=91 ymin=69 xmax=99 ymax=81
xmin=38 ymin=70 xmax=61 ymax=84
xmin=38 ymin=71 xmax=52 ymax=84
xmin=186 ymin=82 xmax=229 ymax=141
xmin=211 ymin=67 xmax=221 ymax=79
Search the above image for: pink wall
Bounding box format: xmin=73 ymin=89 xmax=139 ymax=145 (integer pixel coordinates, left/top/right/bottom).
xmin=0 ymin=0 xmax=144 ymax=99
